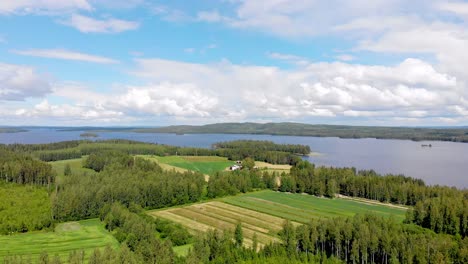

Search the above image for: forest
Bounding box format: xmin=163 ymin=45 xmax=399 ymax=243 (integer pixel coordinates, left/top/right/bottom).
xmin=135 ymin=122 xmax=468 ymax=142
xmin=1 ymin=140 xmax=467 ymax=263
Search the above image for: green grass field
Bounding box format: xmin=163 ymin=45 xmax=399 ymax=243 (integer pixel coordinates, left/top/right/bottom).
xmin=0 ymin=219 xmax=118 ymax=262
xmin=49 ymin=158 xmax=96 ymax=183
xmin=140 ymin=155 xmax=235 ymax=175
xmin=223 ymin=190 xmax=407 ymax=223
xmin=149 ymin=191 xmax=406 ymax=250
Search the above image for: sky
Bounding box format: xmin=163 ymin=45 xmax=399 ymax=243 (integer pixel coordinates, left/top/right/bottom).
xmin=1 ymin=0 xmax=468 ymax=126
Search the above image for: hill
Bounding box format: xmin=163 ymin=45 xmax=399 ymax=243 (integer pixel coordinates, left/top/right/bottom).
xmin=133 ymin=122 xmax=468 ymax=142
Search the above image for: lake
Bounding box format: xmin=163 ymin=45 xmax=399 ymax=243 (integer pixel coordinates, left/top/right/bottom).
xmin=1 ymin=128 xmax=467 ymax=188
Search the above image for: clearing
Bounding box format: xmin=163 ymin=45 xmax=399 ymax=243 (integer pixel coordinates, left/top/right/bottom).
xmin=139 ymin=155 xmax=235 ymax=175
xmin=0 ymin=219 xmax=118 ymax=262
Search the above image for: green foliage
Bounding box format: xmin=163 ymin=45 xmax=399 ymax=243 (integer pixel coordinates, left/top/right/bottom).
xmin=207 ymin=170 xmax=266 ymax=198
xmin=0 ymin=183 xmax=52 ymax=234
xmin=234 ymin=222 xmax=243 ymax=247
xmin=63 ymin=163 xmax=71 ymax=176
xmin=52 ymin=157 xmax=205 ymax=221
xmin=101 ymin=203 xmax=175 ymax=263
xmin=242 ymin=157 xmax=255 ymax=170
xmin=0 ymin=148 xmax=55 ymax=186
xmin=154 ymin=218 xmax=193 ymax=246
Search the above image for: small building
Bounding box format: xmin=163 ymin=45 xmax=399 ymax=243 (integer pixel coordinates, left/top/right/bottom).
xmin=230 ymin=165 xmax=241 ymax=171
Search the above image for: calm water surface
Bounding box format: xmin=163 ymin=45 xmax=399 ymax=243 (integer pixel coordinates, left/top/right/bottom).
xmin=1 ymin=128 xmax=467 ymax=188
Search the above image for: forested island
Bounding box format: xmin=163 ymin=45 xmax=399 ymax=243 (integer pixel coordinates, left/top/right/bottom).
xmin=0 ymin=128 xmax=27 ymax=133
xmin=1 ymin=139 xmax=467 ymax=263
xmin=134 ymin=122 xmax=468 ymax=142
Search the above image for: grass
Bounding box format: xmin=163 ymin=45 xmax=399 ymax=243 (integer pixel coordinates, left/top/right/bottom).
xmin=139 ymin=155 xmax=235 ymax=175
xmin=49 ymin=158 xmax=96 ymax=184
xmin=222 ymin=190 xmax=407 ymax=223
xmin=149 ymin=201 xmax=283 ymax=249
xmin=0 ymin=219 xmax=118 ymax=262
xmin=173 ymin=244 xmax=193 ymax=257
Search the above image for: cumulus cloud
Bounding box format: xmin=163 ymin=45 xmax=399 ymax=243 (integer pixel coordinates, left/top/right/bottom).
xmin=13 ymin=49 xmax=119 ymax=64
xmin=0 ymin=62 xmax=52 ymax=101
xmin=0 ymin=0 xmax=92 ymax=15
xmin=126 ymin=57 xmax=463 ymax=123
xmin=5 ymin=56 xmax=466 ymax=125
xmin=64 ymin=14 xmax=139 ymax=33
xmin=15 ymin=99 xmax=124 ymax=123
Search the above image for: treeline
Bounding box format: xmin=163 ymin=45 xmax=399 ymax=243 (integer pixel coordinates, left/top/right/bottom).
xmin=214 ymin=140 xmax=310 ymax=154
xmin=140 ymin=122 xmax=468 ymax=143
xmin=281 ymin=161 xmax=427 ymax=203
xmin=183 ymin=214 xmax=468 ymax=263
xmin=0 ymin=148 xmax=54 ymax=186
xmin=8 ymin=139 xmax=308 ymax=165
xmin=406 ymin=195 xmax=468 ymax=237
xmin=52 ymin=151 xmax=206 ymax=221
xmin=279 ymin=160 xmax=468 ymax=238
xmin=100 ymin=203 xmax=175 ymax=263
xmin=206 ymin=170 xmax=274 ymax=198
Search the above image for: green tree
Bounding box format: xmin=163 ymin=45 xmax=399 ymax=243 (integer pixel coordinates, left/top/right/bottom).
xmin=242 ymin=157 xmax=255 ymax=170
xmin=64 ymin=163 xmax=72 ymax=176
xmin=235 ymin=222 xmax=244 ymax=247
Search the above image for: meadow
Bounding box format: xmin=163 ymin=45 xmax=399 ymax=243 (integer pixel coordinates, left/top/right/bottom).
xmin=223 ymin=190 xmax=407 ymax=223
xmin=139 ymin=155 xmax=235 ymax=175
xmin=0 ymin=219 xmax=118 ymax=261
xmin=49 ymin=157 xmax=96 ymax=182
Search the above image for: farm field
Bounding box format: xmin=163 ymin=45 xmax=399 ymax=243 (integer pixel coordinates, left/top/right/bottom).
xmin=139 ymin=155 xmax=235 ymax=175
xmin=223 ymin=190 xmax=407 ymax=223
xmin=0 ymin=219 xmax=118 ymax=262
xmin=149 ymin=201 xmax=287 ymax=249
xmin=148 ymin=190 xmax=406 ymax=250
xmin=255 ymin=161 xmax=291 ymax=174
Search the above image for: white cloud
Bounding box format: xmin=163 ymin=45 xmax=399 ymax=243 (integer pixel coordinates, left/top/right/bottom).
xmin=5 ymin=56 xmax=466 ymax=125
xmin=268 ymin=52 xmax=309 ymax=66
xmin=197 ymin=10 xmax=229 ymax=23
xmin=438 ymin=1 xmax=468 ymax=16
xmin=127 ymin=57 xmax=462 ymax=122
xmin=15 ymin=99 xmax=124 ymax=123
xmin=13 ymin=49 xmax=119 ymax=64
xmin=335 ymin=54 xmax=355 ymax=62
xmin=152 ymin=5 xmax=190 ymax=22
xmin=0 ymin=62 xmax=52 ymax=101
xmin=0 ymin=0 xmax=92 ymax=15
xmin=64 ymin=14 xmax=139 ymax=33
xmin=197 ymin=0 xmax=406 ymax=37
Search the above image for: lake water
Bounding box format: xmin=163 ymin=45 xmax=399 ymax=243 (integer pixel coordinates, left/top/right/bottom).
xmin=1 ymin=128 xmax=467 ymax=189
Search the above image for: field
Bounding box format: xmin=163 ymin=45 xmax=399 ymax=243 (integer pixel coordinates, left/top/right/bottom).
xmin=0 ymin=219 xmax=118 ymax=262
xmin=139 ymin=155 xmax=235 ymax=175
xmin=149 ymin=201 xmax=287 ymax=249
xmin=49 ymin=158 xmax=96 ymax=183
xmin=223 ymin=190 xmax=407 ymax=223
xmin=255 ymin=161 xmax=291 ymax=174
xmin=149 ymin=190 xmax=406 ymax=249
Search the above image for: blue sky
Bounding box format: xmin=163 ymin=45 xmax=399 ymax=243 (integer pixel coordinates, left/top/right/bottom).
xmin=1 ymin=0 xmax=468 ymax=126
